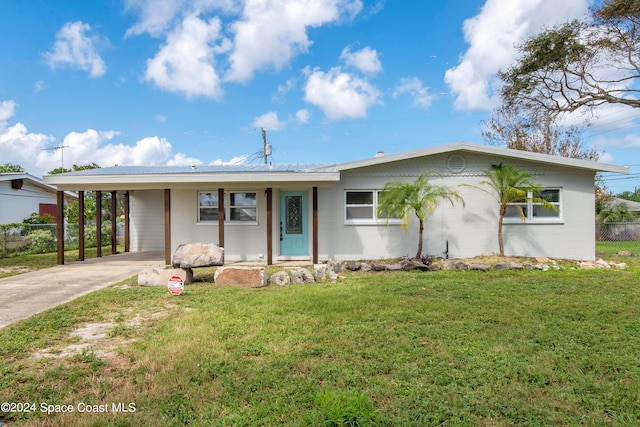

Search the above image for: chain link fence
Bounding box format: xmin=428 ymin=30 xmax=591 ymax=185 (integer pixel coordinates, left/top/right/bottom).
xmin=1 ymin=221 xmax=119 ymax=257
xmin=596 ymin=222 xmax=640 ymax=256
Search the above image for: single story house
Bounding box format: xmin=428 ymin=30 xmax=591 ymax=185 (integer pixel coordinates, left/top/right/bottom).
xmin=0 ymin=173 xmax=76 ymax=224
xmin=43 ymin=142 xmax=628 ymax=264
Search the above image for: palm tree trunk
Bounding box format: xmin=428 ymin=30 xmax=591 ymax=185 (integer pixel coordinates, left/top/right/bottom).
xmin=416 ymin=219 xmax=424 ymax=259
xmin=498 ymin=211 xmax=505 ymax=257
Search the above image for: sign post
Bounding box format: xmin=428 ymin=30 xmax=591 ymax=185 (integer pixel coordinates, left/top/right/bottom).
xmin=168 ymin=275 xmax=185 ymax=295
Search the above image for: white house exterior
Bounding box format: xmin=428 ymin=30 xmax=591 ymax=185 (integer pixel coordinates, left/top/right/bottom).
xmin=44 ymin=143 xmax=628 ymax=263
xmin=0 ymin=173 xmax=75 ymax=224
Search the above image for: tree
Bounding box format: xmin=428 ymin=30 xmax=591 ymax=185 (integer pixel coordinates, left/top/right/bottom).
xmin=0 ymin=163 xmax=25 ymax=173
xmin=598 ymin=202 xmax=637 ymax=222
xmin=463 ymin=164 xmax=556 ymax=257
xmin=499 ymin=0 xmax=640 ymax=119
xmin=48 ymin=162 xmax=100 ymax=175
xmin=482 ymin=107 xmax=601 ymax=161
xmin=617 ymin=186 xmax=640 ymax=202
xmin=377 ymin=171 xmax=465 ymax=259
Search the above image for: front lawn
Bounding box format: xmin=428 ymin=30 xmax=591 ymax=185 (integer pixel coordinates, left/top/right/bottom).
xmin=1 ymin=265 xmax=640 ymax=426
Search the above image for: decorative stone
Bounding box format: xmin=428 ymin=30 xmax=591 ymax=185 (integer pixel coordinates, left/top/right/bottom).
xmin=269 ymin=271 xmax=290 ymax=286
xmin=313 ymin=264 xmax=328 ymax=281
xmin=172 ymin=243 xmax=224 ymax=268
xmin=214 ymin=266 xmax=266 ymax=288
xmin=138 ymin=268 xmax=193 ymax=287
xmin=470 ymin=264 xmax=491 ymax=272
xmin=492 ymin=262 xmax=509 ymax=270
xmin=535 ymin=256 xmax=551 ymax=263
xmin=288 ymin=268 xmax=315 ymax=284
xmin=401 ymin=259 xmax=431 ymax=271
xmin=617 ymin=251 xmax=633 ymax=257
xmin=371 ymin=263 xmax=387 ymax=271
xmin=385 ymin=264 xmax=403 ymax=271
xmin=344 ymin=261 xmax=361 ymax=271
xmin=327 ymin=260 xmax=345 ymax=273
xmin=509 ymin=262 xmax=524 ymax=270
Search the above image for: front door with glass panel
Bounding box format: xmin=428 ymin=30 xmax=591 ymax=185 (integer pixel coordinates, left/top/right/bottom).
xmin=280 ymin=191 xmax=308 ymax=256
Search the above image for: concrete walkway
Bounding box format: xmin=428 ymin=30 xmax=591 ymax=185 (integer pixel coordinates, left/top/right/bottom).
xmin=0 ymin=251 xmax=165 ymax=329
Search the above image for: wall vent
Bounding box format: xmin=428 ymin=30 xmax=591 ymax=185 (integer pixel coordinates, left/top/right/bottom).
xmin=447 ymin=154 xmax=466 ymax=173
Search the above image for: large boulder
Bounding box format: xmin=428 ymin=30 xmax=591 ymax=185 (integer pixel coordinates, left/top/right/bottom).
xmin=172 ymin=243 xmax=224 ymax=268
xmin=214 ymin=266 xmax=267 ymax=288
xmin=288 ymin=268 xmax=316 ymax=284
xmin=269 ymin=271 xmax=291 ymax=286
xmin=138 ymin=267 xmax=193 ymax=287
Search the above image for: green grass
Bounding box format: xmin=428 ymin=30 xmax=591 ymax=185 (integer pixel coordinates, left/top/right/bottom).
xmin=1 ymin=265 xmax=640 ymax=426
xmin=596 ymin=241 xmax=640 ymax=257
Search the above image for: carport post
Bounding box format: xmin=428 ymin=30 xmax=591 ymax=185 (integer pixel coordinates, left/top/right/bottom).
xmin=124 ymin=191 xmax=130 ymax=252
xmin=111 ymin=190 xmax=117 ymax=254
xmin=313 ymin=186 xmax=318 ymax=264
xmin=164 ymin=189 xmax=171 ymax=265
xmin=78 ymin=190 xmax=85 ymax=261
xmin=96 ymin=191 xmax=102 ymax=258
xmin=266 ymin=187 xmax=273 ymax=265
xmin=218 ymin=188 xmax=225 ymax=249
xmin=56 ymin=191 xmax=64 ymax=265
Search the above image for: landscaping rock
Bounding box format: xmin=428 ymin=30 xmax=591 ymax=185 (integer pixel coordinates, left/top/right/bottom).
xmin=172 ymin=243 xmax=224 ymax=268
xmin=470 ymin=264 xmax=491 ymax=272
xmin=401 ymin=259 xmax=431 ymax=271
xmin=327 ymin=260 xmax=345 ymax=273
xmin=617 ymin=251 xmax=633 ymax=256
xmin=344 ymin=261 xmax=361 ymax=271
xmin=509 ymin=262 xmax=524 ymax=270
xmin=385 ymin=264 xmax=403 ymax=271
xmin=138 ymin=267 xmax=192 ymax=287
xmin=360 ymin=263 xmax=372 ymax=272
xmin=269 ymin=271 xmax=290 ymax=286
xmin=491 ymin=262 xmax=509 ymax=270
xmin=313 ymin=264 xmax=328 ymax=281
xmin=288 ymin=268 xmax=315 ymax=284
xmin=371 ymin=263 xmax=387 ymax=271
xmin=214 ymin=266 xmax=266 ymax=288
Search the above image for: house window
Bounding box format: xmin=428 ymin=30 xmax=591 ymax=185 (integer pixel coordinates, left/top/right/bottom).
xmin=504 ymin=188 xmax=562 ymax=223
xmin=345 ymin=190 xmax=400 ymax=225
xmin=198 ymin=191 xmax=257 ymax=223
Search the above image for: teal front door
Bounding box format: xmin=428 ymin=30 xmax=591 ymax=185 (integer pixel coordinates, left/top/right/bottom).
xmin=280 ymin=191 xmax=308 ymax=256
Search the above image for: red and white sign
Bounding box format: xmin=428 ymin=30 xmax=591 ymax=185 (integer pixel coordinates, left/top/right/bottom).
xmin=168 ymin=275 xmax=185 ymax=295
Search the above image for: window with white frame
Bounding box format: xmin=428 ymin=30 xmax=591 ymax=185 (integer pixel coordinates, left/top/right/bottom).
xmin=345 ymin=190 xmax=400 ymax=225
xmin=504 ymin=188 xmax=562 ymax=223
xmin=198 ymin=191 xmax=257 ymax=223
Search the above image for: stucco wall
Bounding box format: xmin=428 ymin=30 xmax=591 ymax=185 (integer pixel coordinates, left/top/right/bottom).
xmin=129 ymin=190 xmax=165 ymax=252
xmin=318 ymin=152 xmax=597 ymax=260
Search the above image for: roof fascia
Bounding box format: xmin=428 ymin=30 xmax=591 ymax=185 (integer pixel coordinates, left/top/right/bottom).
xmin=334 ymin=142 xmax=629 ymax=174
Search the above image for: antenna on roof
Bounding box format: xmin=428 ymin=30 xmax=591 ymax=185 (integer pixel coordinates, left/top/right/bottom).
xmin=42 ymin=144 xmax=70 ymax=170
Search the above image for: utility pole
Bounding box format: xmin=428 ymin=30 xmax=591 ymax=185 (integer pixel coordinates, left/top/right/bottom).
xmin=261 ymin=128 xmax=267 ymax=164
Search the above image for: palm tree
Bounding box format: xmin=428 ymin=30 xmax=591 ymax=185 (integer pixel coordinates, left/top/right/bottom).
xmin=378 ymin=171 xmax=465 ymax=259
xmin=463 ymin=164 xmax=556 ymax=257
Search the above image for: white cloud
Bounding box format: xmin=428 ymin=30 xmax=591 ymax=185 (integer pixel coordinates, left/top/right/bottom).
xmin=340 ymin=46 xmax=382 ymax=75
xmin=272 ymin=76 xmax=298 ymax=103
xmin=155 ymin=114 xmax=168 ymax=122
xmin=296 ymin=109 xmax=310 ymax=124
xmin=444 ymin=0 xmax=589 ymax=110
xmin=303 ymin=66 xmax=380 ymax=120
xmin=393 ymin=77 xmax=434 ymax=109
xmin=226 ymin=0 xmax=363 ymax=82
xmin=210 ymin=154 xmax=250 ymax=165
xmin=252 ymin=111 xmax=286 ymax=131
xmin=43 ymin=21 xmax=107 ymax=78
xmin=145 ymin=14 xmax=226 ymax=99
xmin=166 ymin=152 xmax=204 ymax=166
xmin=0 ymin=100 xmax=17 ymax=122
xmin=594 ymin=134 xmax=640 ymax=149
xmin=33 ymin=81 xmax=45 ymax=94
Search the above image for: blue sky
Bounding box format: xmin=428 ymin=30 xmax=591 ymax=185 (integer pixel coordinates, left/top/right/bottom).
xmin=0 ymin=0 xmax=638 ymax=192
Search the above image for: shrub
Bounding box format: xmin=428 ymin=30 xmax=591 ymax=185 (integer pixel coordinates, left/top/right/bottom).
xmin=27 ymin=229 xmax=55 ymax=253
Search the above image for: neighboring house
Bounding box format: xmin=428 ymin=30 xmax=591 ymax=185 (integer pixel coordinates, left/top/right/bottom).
xmin=44 ymin=142 xmax=628 ymax=263
xmin=612 ymin=197 xmax=640 ymax=216
xmin=0 ymin=173 xmax=76 ymax=224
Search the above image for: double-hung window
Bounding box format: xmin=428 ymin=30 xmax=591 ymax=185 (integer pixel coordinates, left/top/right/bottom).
xmin=504 ymin=188 xmax=562 ymax=223
xmin=345 ymin=190 xmax=400 ymax=225
xmin=198 ymin=191 xmax=257 ymax=223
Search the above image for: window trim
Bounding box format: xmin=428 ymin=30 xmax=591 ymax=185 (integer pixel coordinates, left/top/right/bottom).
xmin=344 ymin=190 xmax=402 ymax=225
xmin=198 ymin=190 xmax=258 ymax=224
xmin=503 ymin=188 xmax=563 ymax=224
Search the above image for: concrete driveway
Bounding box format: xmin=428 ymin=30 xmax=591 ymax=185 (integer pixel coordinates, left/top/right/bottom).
xmin=0 ymin=251 xmax=165 ymax=329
